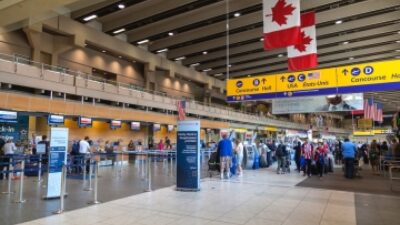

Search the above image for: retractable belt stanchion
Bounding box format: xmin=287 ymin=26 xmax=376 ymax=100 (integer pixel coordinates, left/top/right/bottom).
xmin=84 ymin=157 xmax=93 ymax=191
xmin=119 ymin=151 xmax=123 ymax=176
xmin=2 ymin=157 xmax=14 ymax=195
xmin=53 ymin=164 xmax=67 ymax=214
xmin=145 ymin=152 xmax=152 ymax=192
xmin=35 ymin=154 xmax=43 ymax=183
xmin=15 ymin=159 xmax=26 ymax=203
xmin=83 ymin=155 xmax=87 ymax=181
xmin=88 ymin=161 xmax=101 ymax=205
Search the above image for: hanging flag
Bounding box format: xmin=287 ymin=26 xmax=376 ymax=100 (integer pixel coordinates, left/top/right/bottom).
xmin=364 ymin=98 xmax=375 ymax=120
xmin=376 ymin=103 xmax=383 ymax=122
xmin=287 ymin=12 xmax=318 ymax=71
xmin=263 ymin=0 xmax=301 ymax=50
xmin=177 ymin=100 xmax=186 ymax=121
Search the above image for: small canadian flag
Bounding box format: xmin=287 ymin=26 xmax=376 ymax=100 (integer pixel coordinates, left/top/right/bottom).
xmin=287 ymin=12 xmax=318 ymax=71
xmin=263 ymin=0 xmax=301 ymax=50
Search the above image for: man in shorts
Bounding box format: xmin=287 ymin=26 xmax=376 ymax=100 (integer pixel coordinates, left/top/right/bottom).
xmin=218 ymin=133 xmax=233 ymax=179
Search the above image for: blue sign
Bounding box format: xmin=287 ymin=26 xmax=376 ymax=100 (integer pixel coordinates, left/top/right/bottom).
xmin=176 ymin=121 xmax=200 ymax=191
xmin=351 ymin=68 xmax=361 ymax=76
xmin=253 ymin=79 xmax=260 ymax=86
xmin=44 ymin=128 xmax=69 ymax=199
xmin=364 ymin=66 xmax=374 ymax=75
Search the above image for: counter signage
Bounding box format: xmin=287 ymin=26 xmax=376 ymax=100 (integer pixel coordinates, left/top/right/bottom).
xmin=44 ymin=127 xmax=68 ymax=199
xmin=48 ymin=115 xmax=64 ymax=126
xmin=227 ymin=59 xmax=400 ymax=101
xmin=131 ymin=122 xmax=140 ymax=131
xmin=78 ymin=117 xmax=92 ymax=128
xmin=110 ymin=120 xmax=122 ymax=129
xmin=176 ymin=120 xmax=200 ymax=191
xmin=0 ymin=110 xmax=17 ymax=123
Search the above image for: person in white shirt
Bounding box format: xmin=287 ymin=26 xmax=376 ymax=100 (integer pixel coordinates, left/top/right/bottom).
xmin=79 ymin=136 xmax=91 ymax=154
xmin=235 ymin=138 xmax=244 ymax=177
xmin=79 ymin=136 xmax=91 ymax=173
xmin=3 ymin=139 xmax=16 ymax=155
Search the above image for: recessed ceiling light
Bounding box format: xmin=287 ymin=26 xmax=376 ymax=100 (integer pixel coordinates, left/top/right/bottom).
xmin=228 ymin=64 xmax=232 ymax=68
xmin=396 ymin=49 xmax=400 ymax=52
xmin=83 ymin=14 xmax=97 ymax=22
xmin=190 ymin=63 xmax=200 ymax=67
xmin=342 ymin=41 xmax=349 ymax=45
xmin=234 ymin=12 xmax=241 ymax=17
xmin=113 ymin=28 xmax=126 ymax=34
xmin=175 ymin=56 xmax=186 ymax=61
xmin=396 ymin=40 xmax=400 ymax=43
xmin=278 ymin=54 xmax=284 ymax=58
xmin=215 ymin=73 xmax=223 ymax=76
xmin=203 ymin=68 xmax=212 ymax=72
xmin=260 ymin=38 xmax=264 ymax=41
xmin=398 ymin=31 xmax=400 ymax=34
xmin=168 ymin=32 xmax=174 ymax=36
xmin=335 ymin=20 xmax=343 ymax=25
xmin=118 ymin=56 xmax=122 ymax=58
xmin=202 ymin=51 xmax=208 ymax=55
xmin=102 ymin=50 xmax=106 ymax=53
xmin=349 ymin=57 xmax=354 ymax=60
xmin=156 ymin=48 xmax=168 ymax=53
xmin=137 ymin=39 xmax=149 ymax=45
xmin=118 ymin=4 xmax=125 ymax=9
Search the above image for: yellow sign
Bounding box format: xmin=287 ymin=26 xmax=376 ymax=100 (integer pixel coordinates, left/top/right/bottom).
xmin=226 ymin=59 xmax=400 ymax=101
xmin=233 ymin=128 xmax=248 ymax=133
xmin=353 ymin=131 xmax=374 ymax=136
xmin=357 ymin=119 xmax=373 ymax=130
xmin=263 ymin=126 xmax=278 ymax=132
xmin=226 ymin=75 xmax=276 ymax=97
xmin=337 ymin=60 xmax=400 ymax=87
xmin=276 ymin=68 xmax=337 ymax=92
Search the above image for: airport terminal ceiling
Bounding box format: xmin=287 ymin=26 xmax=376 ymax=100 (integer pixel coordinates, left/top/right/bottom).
xmin=70 ymin=0 xmax=400 ymax=111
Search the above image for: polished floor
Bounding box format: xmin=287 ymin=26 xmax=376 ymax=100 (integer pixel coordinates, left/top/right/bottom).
xmin=13 ymin=163 xmax=400 ymax=225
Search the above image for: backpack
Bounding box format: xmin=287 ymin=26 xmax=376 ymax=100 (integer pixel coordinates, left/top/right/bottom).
xmin=276 ymin=144 xmax=284 ymax=157
xmin=71 ymin=142 xmax=80 ymax=155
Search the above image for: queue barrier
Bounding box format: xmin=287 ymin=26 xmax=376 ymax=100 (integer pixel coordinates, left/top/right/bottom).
xmin=389 ymin=165 xmax=400 ymax=191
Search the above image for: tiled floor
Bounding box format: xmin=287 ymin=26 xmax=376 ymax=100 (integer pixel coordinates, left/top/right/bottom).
xmin=16 ymin=167 xmax=400 ymax=225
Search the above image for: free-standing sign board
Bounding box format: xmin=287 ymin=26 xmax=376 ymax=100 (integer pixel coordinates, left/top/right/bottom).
xmin=176 ymin=120 xmax=200 ymax=191
xmin=43 ymin=127 xmax=68 ymax=199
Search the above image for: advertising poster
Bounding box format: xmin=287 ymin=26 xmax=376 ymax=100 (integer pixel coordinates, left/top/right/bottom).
xmin=44 ymin=127 xmax=68 ymax=199
xmin=176 ymin=120 xmax=200 ymax=191
xmin=272 ymin=93 xmax=363 ymax=114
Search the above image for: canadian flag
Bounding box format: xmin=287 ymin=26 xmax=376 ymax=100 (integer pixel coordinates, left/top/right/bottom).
xmin=263 ymin=0 xmax=301 ymax=50
xmin=287 ymin=12 xmax=318 ymax=71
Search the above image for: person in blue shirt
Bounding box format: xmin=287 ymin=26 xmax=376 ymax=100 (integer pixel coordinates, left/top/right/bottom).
xmin=341 ymin=138 xmax=357 ymax=179
xmin=218 ymin=133 xmax=233 ymax=179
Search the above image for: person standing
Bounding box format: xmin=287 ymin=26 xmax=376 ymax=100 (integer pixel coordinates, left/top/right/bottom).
xmin=165 ymin=137 xmax=171 ymax=150
xmin=276 ymin=141 xmax=287 ymax=174
xmin=302 ymin=140 xmax=313 ymax=177
xmin=267 ymin=139 xmax=276 ymax=164
xmin=342 ymin=138 xmax=357 ymax=179
xmin=315 ymin=142 xmax=328 ymax=179
xmin=235 ymin=138 xmax=244 ymax=177
xmin=0 ymin=139 xmax=14 ymax=180
xmin=218 ymin=133 xmax=233 ymax=179
xmin=158 ymin=139 xmax=165 ymax=151
xmin=79 ymin=136 xmax=91 ymax=173
xmin=294 ymin=141 xmax=302 ymax=172
xmin=369 ymin=140 xmax=379 ymax=173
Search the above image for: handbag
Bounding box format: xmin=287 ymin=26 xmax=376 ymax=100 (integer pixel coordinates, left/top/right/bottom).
xmin=300 ymin=156 xmax=305 ymax=167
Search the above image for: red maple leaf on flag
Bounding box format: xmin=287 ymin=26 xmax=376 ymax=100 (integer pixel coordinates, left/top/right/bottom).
xmin=294 ymin=31 xmax=312 ymax=52
xmin=271 ymin=0 xmax=296 ymax=26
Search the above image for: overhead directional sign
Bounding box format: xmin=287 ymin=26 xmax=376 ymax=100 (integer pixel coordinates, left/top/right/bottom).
xmin=226 ymin=59 xmax=400 ymax=102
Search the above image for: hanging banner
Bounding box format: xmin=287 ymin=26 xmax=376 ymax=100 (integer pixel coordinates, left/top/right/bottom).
xmin=227 ymin=59 xmax=400 ymax=102
xmin=44 ymin=127 xmax=68 ymax=199
xmin=176 ymin=120 xmax=200 ymax=191
xmin=272 ymin=93 xmax=363 ymax=114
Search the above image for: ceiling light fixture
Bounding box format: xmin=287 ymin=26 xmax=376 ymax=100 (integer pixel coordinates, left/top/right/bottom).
xmin=228 ymin=64 xmax=232 ymax=68
xmin=102 ymin=50 xmax=106 ymax=53
xmin=137 ymin=39 xmax=149 ymax=45
xmin=396 ymin=40 xmax=400 ymax=43
xmin=203 ymin=68 xmax=212 ymax=72
xmin=175 ymin=56 xmax=186 ymax=61
xmin=335 ymin=20 xmax=343 ymax=25
xmin=113 ymin=28 xmax=126 ymax=34
xmin=156 ymin=48 xmax=168 ymax=53
xmin=215 ymin=73 xmax=223 ymax=76
xmin=396 ymin=49 xmax=400 ymax=52
xmin=342 ymin=41 xmax=349 ymax=45
xmin=234 ymin=12 xmax=241 ymax=17
xmin=278 ymin=54 xmax=284 ymax=58
xmin=190 ymin=63 xmax=200 ymax=67
xmin=168 ymin=32 xmax=174 ymax=36
xmin=349 ymin=57 xmax=354 ymax=60
xmin=202 ymin=51 xmax=208 ymax=55
xmin=260 ymin=38 xmax=264 ymax=41
xmin=118 ymin=3 xmax=125 ymax=9
xmin=83 ymin=14 xmax=97 ymax=22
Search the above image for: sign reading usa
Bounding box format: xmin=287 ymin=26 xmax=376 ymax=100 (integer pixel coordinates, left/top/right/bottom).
xmin=226 ymin=59 xmax=400 ymax=102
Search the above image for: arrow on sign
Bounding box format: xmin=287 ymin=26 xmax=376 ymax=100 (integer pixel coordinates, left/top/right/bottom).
xmin=262 ymin=78 xmax=266 ymax=84
xmin=342 ymin=69 xmax=349 ymax=76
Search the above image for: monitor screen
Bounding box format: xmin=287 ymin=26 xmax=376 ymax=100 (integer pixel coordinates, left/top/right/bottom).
xmin=131 ymin=122 xmax=140 ymax=131
xmin=167 ymin=125 xmax=174 ymax=132
xmin=153 ymin=123 xmax=161 ymax=131
xmin=48 ymin=114 xmax=64 ymax=126
xmin=78 ymin=117 xmax=92 ymax=128
xmin=110 ymin=120 xmax=122 ymax=129
xmin=0 ymin=110 xmax=17 ymax=123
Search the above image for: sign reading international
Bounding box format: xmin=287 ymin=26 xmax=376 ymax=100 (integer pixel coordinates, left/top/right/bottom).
xmin=227 ymin=59 xmax=400 ymax=102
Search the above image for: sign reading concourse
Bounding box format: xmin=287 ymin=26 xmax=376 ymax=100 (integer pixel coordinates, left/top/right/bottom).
xmin=226 ymin=59 xmax=400 ymax=102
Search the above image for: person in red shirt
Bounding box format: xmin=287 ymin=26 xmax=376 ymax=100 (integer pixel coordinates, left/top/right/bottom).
xmin=302 ymin=140 xmax=314 ymax=177
xmin=315 ymin=142 xmax=328 ymax=179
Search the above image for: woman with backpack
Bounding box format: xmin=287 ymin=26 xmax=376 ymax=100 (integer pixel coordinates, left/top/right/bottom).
xmin=369 ymin=140 xmax=379 ymax=173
